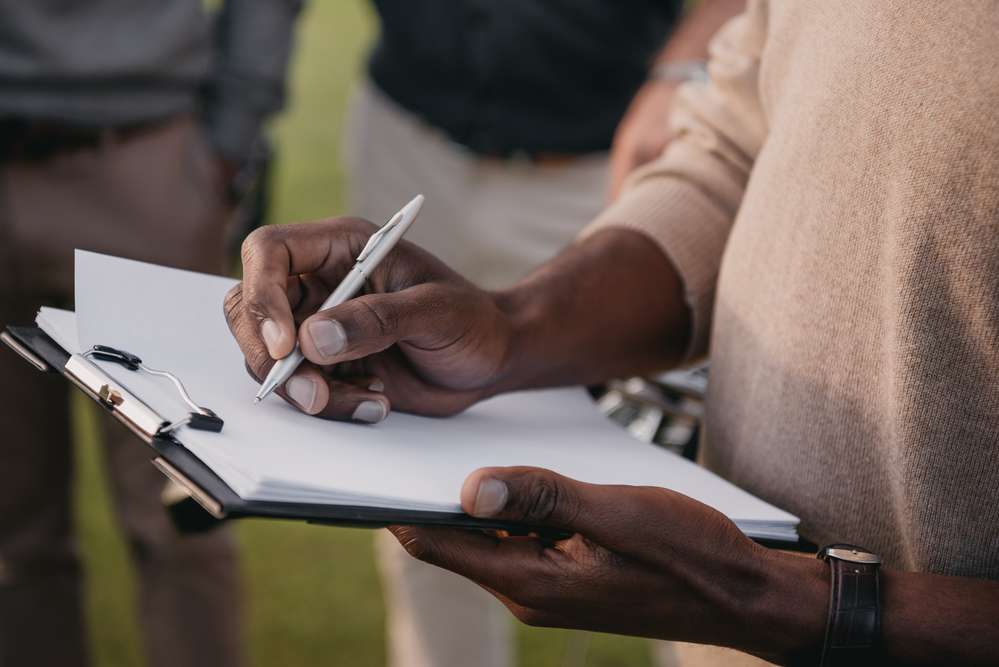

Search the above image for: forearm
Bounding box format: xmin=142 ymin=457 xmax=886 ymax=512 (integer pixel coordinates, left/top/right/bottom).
xmin=751 ymin=552 xmax=999 ymax=665
xmin=490 ymin=228 xmax=691 ymax=393
xmin=879 ymin=568 xmax=999 ymax=665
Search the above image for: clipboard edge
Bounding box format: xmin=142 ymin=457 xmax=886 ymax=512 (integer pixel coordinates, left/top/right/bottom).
xmin=1 ymin=330 xmax=49 ymax=372
xmin=152 ymin=457 xmax=226 ymax=519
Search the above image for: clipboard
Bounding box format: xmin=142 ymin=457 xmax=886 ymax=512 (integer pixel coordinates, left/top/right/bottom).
xmin=2 ymin=323 xmax=814 ymax=552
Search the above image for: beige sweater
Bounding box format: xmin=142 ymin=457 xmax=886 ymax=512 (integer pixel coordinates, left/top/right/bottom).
xmin=588 ymin=0 xmax=999 ymax=578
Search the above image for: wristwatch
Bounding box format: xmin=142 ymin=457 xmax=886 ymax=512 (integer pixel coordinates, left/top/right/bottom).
xmin=649 ymin=60 xmax=709 ymax=84
xmin=817 ymin=544 xmax=881 ymax=667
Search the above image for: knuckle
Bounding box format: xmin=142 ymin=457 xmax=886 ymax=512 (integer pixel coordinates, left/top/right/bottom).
xmin=240 ymin=282 xmax=271 ymax=318
xmin=240 ymin=227 xmax=265 ymax=262
xmin=331 ymin=217 xmax=378 ymax=258
xmin=334 ymin=216 xmax=377 ymax=234
xmin=222 ymin=284 xmax=243 ymax=324
xmin=511 ymin=473 xmax=581 ymax=528
xmin=357 ymin=299 xmax=395 ymax=339
xmin=246 ymin=346 xmax=272 ymax=377
xmin=248 ymin=223 xmax=281 ymax=246
xmin=396 ymin=529 xmax=438 ymax=564
xmin=241 ymin=225 xmax=284 ymax=267
xmin=521 ymin=476 xmax=561 ymax=524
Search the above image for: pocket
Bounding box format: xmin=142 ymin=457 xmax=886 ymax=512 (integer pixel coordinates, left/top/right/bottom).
xmin=121 ymin=117 xmax=230 ymax=274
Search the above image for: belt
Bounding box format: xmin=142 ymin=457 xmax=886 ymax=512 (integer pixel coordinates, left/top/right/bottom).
xmin=0 ymin=116 xmax=173 ymax=163
xmin=480 ymin=150 xmax=584 ymax=168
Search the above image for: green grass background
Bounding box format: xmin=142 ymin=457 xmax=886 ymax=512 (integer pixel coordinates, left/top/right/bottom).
xmin=75 ymin=2 xmax=652 ymax=665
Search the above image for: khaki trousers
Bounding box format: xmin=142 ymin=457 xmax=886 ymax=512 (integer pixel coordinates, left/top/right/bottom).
xmin=0 ymin=117 xmax=243 ymax=667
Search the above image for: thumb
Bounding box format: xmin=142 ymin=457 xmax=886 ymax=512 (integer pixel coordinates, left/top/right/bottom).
xmin=298 ymin=283 xmax=457 ymax=366
xmin=461 ymin=467 xmax=591 ymax=531
xmin=460 ymin=467 xmax=685 ymax=556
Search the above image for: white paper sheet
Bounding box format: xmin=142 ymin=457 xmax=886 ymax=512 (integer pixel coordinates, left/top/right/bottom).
xmin=50 ymin=251 xmax=797 ymax=539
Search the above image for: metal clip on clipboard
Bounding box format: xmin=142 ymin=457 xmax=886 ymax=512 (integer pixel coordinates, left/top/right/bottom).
xmin=3 ymin=327 xmax=228 ymax=525
xmin=63 ymin=344 xmax=223 ymax=443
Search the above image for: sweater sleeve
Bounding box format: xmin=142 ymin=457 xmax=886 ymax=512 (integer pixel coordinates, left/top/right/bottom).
xmin=204 ymin=0 xmax=303 ymax=163
xmin=583 ymin=0 xmax=770 ymax=359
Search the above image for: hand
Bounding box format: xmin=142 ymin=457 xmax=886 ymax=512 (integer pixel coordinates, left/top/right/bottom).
xmin=223 ymin=218 xmax=514 ymax=422
xmin=390 ymin=467 xmax=828 ymax=662
xmin=607 ymin=80 xmax=680 ymax=202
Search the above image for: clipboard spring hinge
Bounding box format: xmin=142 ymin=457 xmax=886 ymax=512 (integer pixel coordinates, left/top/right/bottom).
xmin=84 ymin=345 xmax=224 ymax=434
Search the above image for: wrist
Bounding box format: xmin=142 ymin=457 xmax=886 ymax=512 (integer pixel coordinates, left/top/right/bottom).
xmin=488 ymin=283 xmax=545 ymax=396
xmin=744 ymin=550 xmax=829 ymax=664
xmin=487 ymin=228 xmax=691 ymax=395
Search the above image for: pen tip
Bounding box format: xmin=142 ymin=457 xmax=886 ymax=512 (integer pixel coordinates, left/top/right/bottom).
xmin=254 ymin=396 xmax=262 ymax=404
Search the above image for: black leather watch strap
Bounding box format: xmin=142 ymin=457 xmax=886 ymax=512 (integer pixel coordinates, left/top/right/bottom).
xmin=819 ymin=547 xmax=881 ymax=667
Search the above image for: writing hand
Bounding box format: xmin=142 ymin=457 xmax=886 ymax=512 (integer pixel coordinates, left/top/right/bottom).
xmin=224 ymin=218 xmax=514 ymax=422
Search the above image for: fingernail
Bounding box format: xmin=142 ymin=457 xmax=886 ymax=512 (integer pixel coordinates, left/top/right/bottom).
xmin=368 ymin=379 xmax=385 ymax=393
xmin=286 ymin=376 xmax=320 ymax=413
xmin=352 ymin=400 xmax=387 ymax=424
xmin=260 ymin=319 xmax=282 ymax=358
xmin=308 ymin=319 xmax=347 ymax=358
xmin=472 ymin=478 xmax=508 ymax=517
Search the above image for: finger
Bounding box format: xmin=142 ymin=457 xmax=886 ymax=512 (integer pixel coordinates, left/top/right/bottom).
xmin=458 ymin=466 xmax=684 ymax=554
xmin=291 ymin=272 xmax=335 ymax=325
xmin=224 ymin=282 xmax=275 ymax=382
xmin=241 ymin=357 xmax=390 ymax=423
xmin=280 ymin=366 xmax=390 ymax=423
xmin=298 ymin=283 xmax=469 ymax=366
xmin=387 ymin=526 xmax=568 ymax=608
xmin=362 ymin=349 xmax=483 ymax=417
xmin=239 ymin=219 xmax=375 ymax=359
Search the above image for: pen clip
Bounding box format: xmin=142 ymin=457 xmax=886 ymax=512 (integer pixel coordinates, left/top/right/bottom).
xmin=356 ymin=212 xmax=403 ymax=263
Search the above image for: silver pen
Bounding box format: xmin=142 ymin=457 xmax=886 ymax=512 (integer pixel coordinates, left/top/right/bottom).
xmin=254 ymin=194 xmax=425 ymax=403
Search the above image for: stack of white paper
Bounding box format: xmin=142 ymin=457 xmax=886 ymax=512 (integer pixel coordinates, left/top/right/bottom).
xmin=36 ymin=251 xmax=798 ymax=542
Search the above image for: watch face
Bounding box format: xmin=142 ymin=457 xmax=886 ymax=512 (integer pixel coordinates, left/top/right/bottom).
xmin=821 ymin=544 xmax=881 ymax=564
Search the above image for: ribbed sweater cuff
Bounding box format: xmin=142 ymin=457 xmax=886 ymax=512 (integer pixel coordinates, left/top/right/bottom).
xmin=581 ymin=179 xmax=730 ymax=359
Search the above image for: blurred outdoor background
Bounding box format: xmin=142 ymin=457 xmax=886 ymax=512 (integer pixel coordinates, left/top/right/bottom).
xmin=72 ymin=2 xmax=651 ymax=665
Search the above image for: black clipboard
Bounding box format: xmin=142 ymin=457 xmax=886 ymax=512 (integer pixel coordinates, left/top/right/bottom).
xmin=2 ymin=323 xmax=814 ymax=552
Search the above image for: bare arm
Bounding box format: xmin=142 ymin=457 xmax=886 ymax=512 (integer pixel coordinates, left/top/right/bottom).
xmin=491 ymin=228 xmax=690 ymax=392
xmin=878 ymin=568 xmax=999 ymax=666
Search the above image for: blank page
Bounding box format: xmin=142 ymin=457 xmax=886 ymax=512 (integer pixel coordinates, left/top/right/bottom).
xmin=67 ymin=251 xmax=797 ymax=534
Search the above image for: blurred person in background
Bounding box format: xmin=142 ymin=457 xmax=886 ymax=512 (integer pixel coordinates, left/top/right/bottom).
xmin=0 ymin=2 xmax=300 ymax=666
xmin=340 ymin=2 xmax=744 ymax=665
